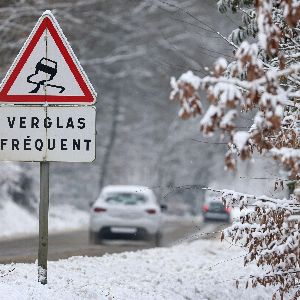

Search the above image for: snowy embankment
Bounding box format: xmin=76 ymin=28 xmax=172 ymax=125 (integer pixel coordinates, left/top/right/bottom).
xmin=0 ymin=162 xmax=89 ymax=239
xmin=0 ymin=201 xmax=88 ymax=239
xmin=0 ymin=239 xmax=274 ymax=300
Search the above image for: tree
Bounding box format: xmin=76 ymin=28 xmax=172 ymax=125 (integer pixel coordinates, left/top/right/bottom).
xmin=170 ymin=0 xmax=300 ymax=298
xmin=0 ymin=162 xmax=36 ymax=211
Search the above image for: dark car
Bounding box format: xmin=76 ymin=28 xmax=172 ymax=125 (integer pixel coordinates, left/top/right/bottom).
xmin=202 ymin=201 xmax=231 ymax=223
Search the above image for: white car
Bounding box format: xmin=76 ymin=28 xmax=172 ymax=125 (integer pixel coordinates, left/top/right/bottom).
xmin=89 ymin=185 xmax=163 ymax=246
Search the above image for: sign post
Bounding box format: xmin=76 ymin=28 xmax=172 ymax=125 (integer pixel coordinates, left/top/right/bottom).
xmin=38 ymin=161 xmax=49 ymax=284
xmin=0 ymin=10 xmax=97 ymax=284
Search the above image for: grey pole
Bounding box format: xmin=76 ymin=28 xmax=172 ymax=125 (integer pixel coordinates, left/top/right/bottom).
xmin=38 ymin=161 xmax=49 ymax=284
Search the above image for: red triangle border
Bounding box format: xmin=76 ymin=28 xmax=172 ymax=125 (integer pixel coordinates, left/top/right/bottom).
xmin=0 ymin=16 xmax=95 ymax=104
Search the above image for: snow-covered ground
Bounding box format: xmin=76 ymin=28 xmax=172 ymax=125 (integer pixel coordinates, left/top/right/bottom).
xmin=0 ymin=201 xmax=88 ymax=239
xmin=0 ymin=239 xmax=274 ymax=300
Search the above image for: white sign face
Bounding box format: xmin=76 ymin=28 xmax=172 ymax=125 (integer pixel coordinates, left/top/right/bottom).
xmin=0 ymin=11 xmax=96 ymax=104
xmin=8 ymin=31 xmax=84 ymax=97
xmin=0 ymin=106 xmax=96 ymax=162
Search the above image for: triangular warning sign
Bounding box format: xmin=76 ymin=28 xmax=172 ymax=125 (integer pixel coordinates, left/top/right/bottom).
xmin=0 ymin=11 xmax=96 ymax=105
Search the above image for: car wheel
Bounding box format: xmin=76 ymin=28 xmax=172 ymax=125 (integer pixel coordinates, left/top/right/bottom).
xmin=155 ymin=232 xmax=162 ymax=247
xmin=89 ymin=231 xmax=102 ymax=245
xmin=149 ymin=232 xmax=162 ymax=247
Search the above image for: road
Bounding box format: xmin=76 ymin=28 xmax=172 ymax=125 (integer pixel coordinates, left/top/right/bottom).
xmin=0 ymin=219 xmax=224 ymax=264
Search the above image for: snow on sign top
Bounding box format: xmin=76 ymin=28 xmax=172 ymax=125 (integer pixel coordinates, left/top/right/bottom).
xmin=0 ymin=10 xmax=96 ymax=105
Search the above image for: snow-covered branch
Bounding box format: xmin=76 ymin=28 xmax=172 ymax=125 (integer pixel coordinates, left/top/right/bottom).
xmin=170 ymin=0 xmax=300 ymax=298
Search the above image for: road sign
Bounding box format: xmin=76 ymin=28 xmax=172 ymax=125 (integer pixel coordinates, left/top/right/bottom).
xmin=0 ymin=106 xmax=96 ymax=162
xmin=0 ymin=10 xmax=97 ymax=285
xmin=0 ymin=10 xmax=96 ymax=104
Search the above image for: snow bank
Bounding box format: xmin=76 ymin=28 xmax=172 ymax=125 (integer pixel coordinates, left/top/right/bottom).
xmin=48 ymin=204 xmax=89 ymax=232
xmin=0 ymin=201 xmax=37 ymax=238
xmin=0 ymin=240 xmax=274 ymax=299
xmin=0 ymin=202 xmax=88 ymax=240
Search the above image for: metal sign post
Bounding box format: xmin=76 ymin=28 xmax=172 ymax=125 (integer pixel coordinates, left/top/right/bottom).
xmin=0 ymin=10 xmax=97 ymax=285
xmin=38 ymin=161 xmax=49 ymax=284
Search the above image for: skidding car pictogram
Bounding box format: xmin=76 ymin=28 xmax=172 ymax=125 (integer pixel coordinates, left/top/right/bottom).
xmin=27 ymin=58 xmax=65 ymax=93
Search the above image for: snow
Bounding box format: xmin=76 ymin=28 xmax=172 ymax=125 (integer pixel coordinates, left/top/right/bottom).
xmin=0 ymin=202 xmax=88 ymax=240
xmin=212 ymin=82 xmax=242 ymax=104
xmin=271 ymin=147 xmax=300 ymax=159
xmin=42 ymin=10 xmax=53 ymax=17
xmin=0 ymin=239 xmax=274 ymax=300
xmin=236 ymin=42 xmax=259 ymax=65
xmin=200 ymin=105 xmax=220 ymax=127
xmin=233 ymin=131 xmax=249 ymax=151
xmin=215 ymin=57 xmax=228 ymax=71
xmin=178 ymin=71 xmax=201 ymax=90
xmin=220 ymin=109 xmax=237 ymax=129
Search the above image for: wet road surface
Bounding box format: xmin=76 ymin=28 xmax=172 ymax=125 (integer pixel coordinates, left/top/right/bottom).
xmin=0 ymin=219 xmax=225 ymax=264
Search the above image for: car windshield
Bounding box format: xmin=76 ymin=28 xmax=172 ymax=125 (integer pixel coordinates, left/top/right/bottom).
xmin=104 ymin=193 xmax=147 ymax=205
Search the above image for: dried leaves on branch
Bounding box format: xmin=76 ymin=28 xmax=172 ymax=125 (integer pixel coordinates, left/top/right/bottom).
xmin=170 ymin=0 xmax=300 ymax=299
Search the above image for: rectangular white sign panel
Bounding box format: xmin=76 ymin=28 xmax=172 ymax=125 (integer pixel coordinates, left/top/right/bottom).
xmin=0 ymin=106 xmax=96 ymax=162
